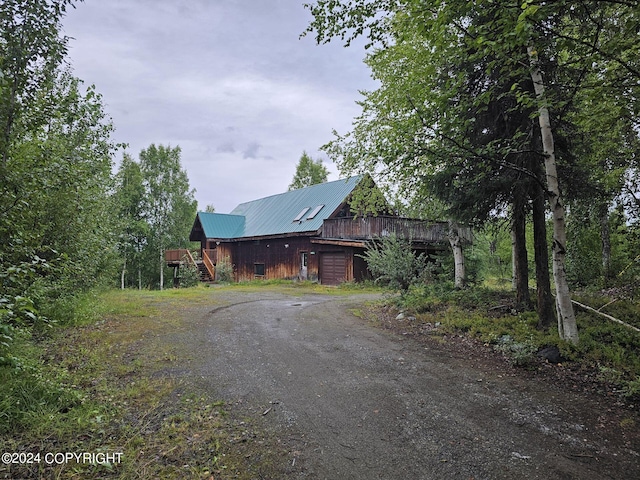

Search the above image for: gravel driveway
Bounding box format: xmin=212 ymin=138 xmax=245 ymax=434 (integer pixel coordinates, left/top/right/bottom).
xmin=162 ymin=288 xmax=639 ymax=479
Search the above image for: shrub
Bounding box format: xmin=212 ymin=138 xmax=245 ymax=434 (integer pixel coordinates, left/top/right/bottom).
xmin=215 ymin=257 xmax=234 ymax=283
xmin=359 ymin=234 xmax=434 ymax=293
xmin=178 ymin=261 xmax=200 ymax=288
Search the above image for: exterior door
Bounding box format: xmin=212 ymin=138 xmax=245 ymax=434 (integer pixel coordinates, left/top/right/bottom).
xmin=300 ymin=252 xmax=308 ymax=280
xmin=320 ymin=252 xmax=346 ymax=285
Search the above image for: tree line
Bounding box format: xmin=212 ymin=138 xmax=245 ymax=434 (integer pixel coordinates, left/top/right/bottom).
xmin=304 ymin=0 xmax=640 ymax=344
xmin=0 ymin=0 xmax=195 ymax=364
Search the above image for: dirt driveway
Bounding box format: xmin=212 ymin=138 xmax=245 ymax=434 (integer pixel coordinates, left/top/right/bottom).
xmin=161 ymin=288 xmax=639 ymax=479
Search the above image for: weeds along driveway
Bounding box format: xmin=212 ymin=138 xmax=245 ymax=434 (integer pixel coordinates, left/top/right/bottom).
xmin=160 ymin=287 xmax=639 ymax=480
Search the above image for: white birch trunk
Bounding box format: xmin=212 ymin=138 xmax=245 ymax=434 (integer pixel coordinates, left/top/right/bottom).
xmin=448 ymin=220 xmax=466 ymax=289
xmin=511 ymin=228 xmax=517 ymax=291
xmin=528 ymin=46 xmax=579 ymax=344
xmin=121 ymin=256 xmax=126 ymax=290
xmin=159 ymin=247 xmax=164 ymax=291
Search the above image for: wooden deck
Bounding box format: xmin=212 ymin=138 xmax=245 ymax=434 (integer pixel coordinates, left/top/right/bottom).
xmin=164 ymin=249 xmax=216 ymax=282
xmin=321 ymin=216 xmax=472 ymax=243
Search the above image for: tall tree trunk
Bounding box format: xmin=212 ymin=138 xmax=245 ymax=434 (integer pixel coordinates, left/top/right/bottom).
xmin=121 ymin=256 xmax=126 ymax=290
xmin=532 ymin=180 xmax=555 ymax=330
xmin=599 ymin=202 xmax=612 ymax=286
xmin=511 ymin=229 xmax=517 ymax=291
xmin=528 ymin=46 xmax=578 ymax=344
xmin=512 ymin=195 xmax=531 ymax=308
xmin=159 ymin=247 xmax=164 ymax=291
xmin=448 ymin=220 xmax=466 ymax=289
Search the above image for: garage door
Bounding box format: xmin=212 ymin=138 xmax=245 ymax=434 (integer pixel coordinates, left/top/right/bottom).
xmin=321 ymin=252 xmax=346 ymax=285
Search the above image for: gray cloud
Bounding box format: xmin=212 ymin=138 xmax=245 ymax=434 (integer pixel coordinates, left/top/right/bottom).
xmin=242 ymin=142 xmax=260 ymax=159
xmin=217 ymin=142 xmax=235 ymax=153
xmin=62 ymin=0 xmax=376 ymax=213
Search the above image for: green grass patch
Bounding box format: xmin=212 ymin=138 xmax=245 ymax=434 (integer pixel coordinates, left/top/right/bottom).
xmin=0 ymin=286 xmax=290 ymax=479
xmin=225 ymin=279 xmax=384 ymax=296
xmin=389 ymin=284 xmax=640 ymax=396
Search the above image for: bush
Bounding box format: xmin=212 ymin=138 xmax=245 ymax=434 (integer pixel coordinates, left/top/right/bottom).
xmin=178 ymin=262 xmax=200 ymax=288
xmin=215 ymin=257 xmax=234 ymax=283
xmin=360 ymin=234 xmax=434 ymax=293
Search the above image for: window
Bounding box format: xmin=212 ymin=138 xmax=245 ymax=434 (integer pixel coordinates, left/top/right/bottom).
xmin=306 ymin=204 xmax=325 ymax=220
xmin=293 ymin=207 xmax=310 ymax=222
xmin=254 ymin=263 xmax=265 ymax=276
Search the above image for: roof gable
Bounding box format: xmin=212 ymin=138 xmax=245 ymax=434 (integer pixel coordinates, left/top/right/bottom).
xmin=195 ymin=176 xmax=364 ymax=240
xmin=193 ymin=212 xmax=245 ymax=239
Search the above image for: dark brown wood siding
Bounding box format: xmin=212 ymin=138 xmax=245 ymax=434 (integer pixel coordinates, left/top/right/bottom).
xmin=201 ymin=236 xmax=367 ymax=285
xmin=228 ymin=237 xmax=317 ymax=282
xmin=353 ymin=248 xmax=369 ymax=282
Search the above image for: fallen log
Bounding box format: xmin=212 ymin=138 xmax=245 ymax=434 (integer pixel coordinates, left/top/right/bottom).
xmin=571 ymin=300 xmax=640 ymax=334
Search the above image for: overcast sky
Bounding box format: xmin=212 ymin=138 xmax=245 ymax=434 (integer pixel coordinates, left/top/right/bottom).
xmin=60 ymin=0 xmax=375 ymax=213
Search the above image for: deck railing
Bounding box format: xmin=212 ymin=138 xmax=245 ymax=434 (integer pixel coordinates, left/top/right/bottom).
xmin=165 ymin=249 xmax=197 ymax=264
xmin=321 ymin=216 xmax=472 ymax=243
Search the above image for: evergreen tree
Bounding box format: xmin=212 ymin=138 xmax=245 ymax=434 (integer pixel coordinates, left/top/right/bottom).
xmin=288 ymin=151 xmax=329 ymax=190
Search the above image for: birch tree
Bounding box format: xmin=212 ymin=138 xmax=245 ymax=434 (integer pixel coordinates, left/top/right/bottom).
xmin=114 ymin=154 xmax=147 ymax=289
xmin=139 ymin=144 xmax=196 ymax=290
xmin=305 ymin=0 xmax=640 ymax=343
xmin=527 ymin=46 xmax=577 ymax=343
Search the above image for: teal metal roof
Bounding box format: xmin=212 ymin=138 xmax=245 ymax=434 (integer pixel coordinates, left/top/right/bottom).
xmin=196 ymin=176 xmax=363 ymax=239
xmin=196 ymin=212 xmax=245 ymax=239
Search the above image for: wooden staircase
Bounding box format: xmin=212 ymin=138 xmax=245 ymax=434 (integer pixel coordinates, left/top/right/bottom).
xmin=165 ymin=249 xmax=216 ymax=283
xmin=196 ymin=260 xmax=214 ymax=282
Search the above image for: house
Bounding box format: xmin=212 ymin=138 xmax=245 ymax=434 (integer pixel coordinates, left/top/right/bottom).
xmin=167 ymin=175 xmax=468 ymax=285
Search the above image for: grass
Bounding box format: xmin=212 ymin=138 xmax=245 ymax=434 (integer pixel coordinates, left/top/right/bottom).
xmin=5 ymin=279 xmax=637 ymax=478
xmin=387 ymin=282 xmax=640 ymax=397
xmin=0 ymin=284 xmax=304 ymax=479
xmin=230 ymin=278 xmax=383 ymax=295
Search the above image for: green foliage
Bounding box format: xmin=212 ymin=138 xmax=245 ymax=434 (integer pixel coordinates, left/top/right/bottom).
xmin=113 ymin=145 xmax=197 ymax=289
xmin=390 ymin=284 xmax=640 ymax=393
xmin=288 ymin=151 xmax=329 ymax=191
xmin=436 ymin=242 xmax=484 ymax=287
xmin=0 ymin=358 xmax=86 ymax=434
xmin=215 ymin=256 xmax=234 ymax=283
xmin=0 ymin=0 xmax=75 ymax=163
xmin=178 ymin=261 xmax=200 ymax=288
xmin=139 ymin=144 xmax=197 ymax=289
xmin=566 ymin=208 xmax=638 ymax=288
xmin=493 ymin=334 xmax=539 ymax=367
xmin=306 ymin=0 xmax=640 ymax=342
xmin=113 ymin=153 xmax=148 ymax=288
xmin=360 ymin=233 xmax=433 ymax=293
xmin=474 ymin=223 xmax=509 ymax=280
xmin=346 ymin=173 xmax=391 ymax=217
xmin=1 ymin=0 xmax=118 ymax=363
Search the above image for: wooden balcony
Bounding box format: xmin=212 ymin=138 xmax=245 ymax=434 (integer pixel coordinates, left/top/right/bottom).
xmin=164 ymin=248 xmax=216 ymax=282
xmin=321 ymin=216 xmax=472 ymax=244
xmin=165 ymin=249 xmax=195 ymax=266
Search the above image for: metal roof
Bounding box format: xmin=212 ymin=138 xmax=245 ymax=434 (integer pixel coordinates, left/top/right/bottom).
xmin=196 ymin=176 xmax=363 ymax=239
xmin=196 ymin=212 xmax=245 ymax=239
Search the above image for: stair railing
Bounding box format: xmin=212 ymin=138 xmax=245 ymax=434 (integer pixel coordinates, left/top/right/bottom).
xmin=184 ymin=249 xmax=197 ymax=267
xmin=202 ymin=249 xmax=216 ymax=281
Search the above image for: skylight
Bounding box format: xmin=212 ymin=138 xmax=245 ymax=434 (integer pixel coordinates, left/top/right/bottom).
xmin=306 ymin=204 xmax=325 ymax=220
xmin=293 ymin=207 xmax=310 ymax=222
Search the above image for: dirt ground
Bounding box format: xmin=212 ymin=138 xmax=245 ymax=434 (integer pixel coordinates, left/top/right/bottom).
xmin=158 ymin=288 xmax=639 ymax=479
